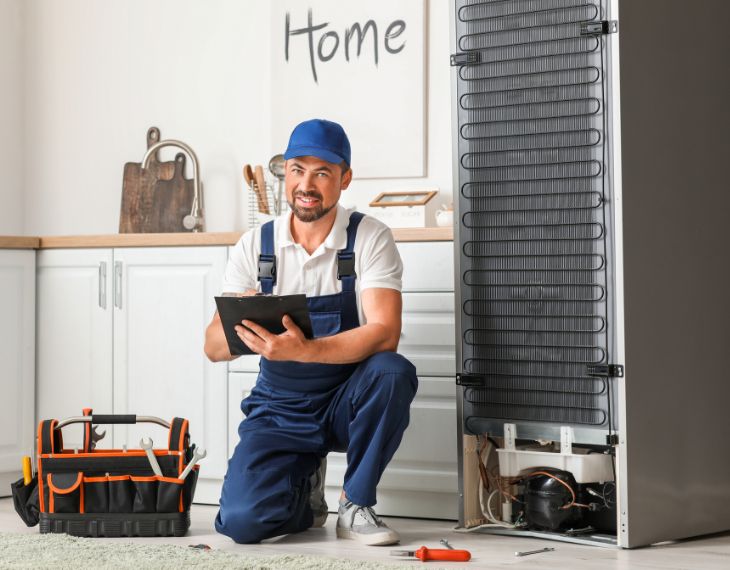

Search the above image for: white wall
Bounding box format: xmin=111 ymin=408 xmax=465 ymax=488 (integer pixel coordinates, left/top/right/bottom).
xmin=22 ymin=0 xmax=452 ymax=235
xmin=0 ymin=0 xmax=24 ymax=234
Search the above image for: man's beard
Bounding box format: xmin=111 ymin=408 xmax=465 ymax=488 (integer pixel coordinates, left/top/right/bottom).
xmin=288 ymin=191 xmax=335 ymax=222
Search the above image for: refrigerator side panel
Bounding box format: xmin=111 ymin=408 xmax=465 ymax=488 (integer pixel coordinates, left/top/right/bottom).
xmin=619 ymin=0 xmax=730 ymax=547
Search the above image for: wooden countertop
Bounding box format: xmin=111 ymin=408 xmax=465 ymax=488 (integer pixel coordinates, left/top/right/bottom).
xmin=1 ymin=227 xmax=453 ymax=249
xmin=0 ymin=237 xmax=41 ymax=249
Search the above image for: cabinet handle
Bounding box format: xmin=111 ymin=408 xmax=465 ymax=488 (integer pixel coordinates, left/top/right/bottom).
xmin=98 ymin=262 xmax=107 ymax=309
xmin=114 ymin=261 xmax=123 ymax=309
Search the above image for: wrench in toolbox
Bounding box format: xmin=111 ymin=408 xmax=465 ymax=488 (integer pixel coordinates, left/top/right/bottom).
xmin=139 ymin=437 xmax=163 ymax=476
xmin=179 ymin=447 xmax=207 ymax=480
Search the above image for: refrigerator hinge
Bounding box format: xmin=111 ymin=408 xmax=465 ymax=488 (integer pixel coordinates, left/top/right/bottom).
xmin=450 ymin=52 xmax=481 ymax=66
xmin=587 ymin=364 xmax=624 ymax=378
xmin=580 ymin=20 xmax=618 ymax=36
xmin=456 ymin=373 xmax=486 ymax=386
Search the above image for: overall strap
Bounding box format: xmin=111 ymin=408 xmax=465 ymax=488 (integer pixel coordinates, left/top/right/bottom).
xmin=338 ymin=212 xmax=365 ymax=293
xmin=258 ymin=220 xmax=276 ymax=294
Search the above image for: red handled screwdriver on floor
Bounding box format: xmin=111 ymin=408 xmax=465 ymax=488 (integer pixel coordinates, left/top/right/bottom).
xmin=391 ymin=546 xmax=471 ymax=562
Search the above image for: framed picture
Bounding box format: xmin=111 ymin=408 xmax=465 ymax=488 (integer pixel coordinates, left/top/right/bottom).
xmin=369 ymin=190 xmax=437 ymax=208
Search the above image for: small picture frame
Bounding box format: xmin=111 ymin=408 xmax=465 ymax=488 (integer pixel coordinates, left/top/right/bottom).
xmin=369 ymin=190 xmax=438 ymax=208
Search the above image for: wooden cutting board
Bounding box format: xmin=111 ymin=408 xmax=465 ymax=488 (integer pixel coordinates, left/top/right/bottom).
xmin=119 ymin=127 xmax=181 ymax=233
xmin=150 ymin=153 xmax=195 ymax=233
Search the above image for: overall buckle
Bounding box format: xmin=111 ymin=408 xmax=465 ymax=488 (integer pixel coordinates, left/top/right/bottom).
xmin=258 ymin=255 xmax=277 ymax=282
xmin=337 ymin=255 xmax=356 ymax=280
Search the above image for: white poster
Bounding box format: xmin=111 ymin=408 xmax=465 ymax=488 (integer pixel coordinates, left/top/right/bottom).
xmin=270 ymin=0 xmax=426 ymax=179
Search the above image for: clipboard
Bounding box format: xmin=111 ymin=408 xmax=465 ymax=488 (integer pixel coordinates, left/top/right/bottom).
xmin=214 ymin=294 xmax=314 ymax=356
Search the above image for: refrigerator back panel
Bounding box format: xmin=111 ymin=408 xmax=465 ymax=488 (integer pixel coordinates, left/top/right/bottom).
xmin=454 ymin=0 xmax=615 ymax=436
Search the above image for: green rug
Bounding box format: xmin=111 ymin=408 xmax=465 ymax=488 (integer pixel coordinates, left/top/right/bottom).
xmin=0 ymin=533 xmax=418 ymax=570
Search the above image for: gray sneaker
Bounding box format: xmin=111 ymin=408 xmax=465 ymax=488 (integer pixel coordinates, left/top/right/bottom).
xmin=336 ymin=499 xmax=400 ymax=545
xmin=309 ymin=457 xmax=328 ymax=527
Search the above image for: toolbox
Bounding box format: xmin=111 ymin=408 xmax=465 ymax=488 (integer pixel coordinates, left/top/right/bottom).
xmin=11 ymin=410 xmax=200 ymax=537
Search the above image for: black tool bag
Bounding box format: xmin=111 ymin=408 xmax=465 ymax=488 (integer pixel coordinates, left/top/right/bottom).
xmin=11 ymin=411 xmax=199 ymax=537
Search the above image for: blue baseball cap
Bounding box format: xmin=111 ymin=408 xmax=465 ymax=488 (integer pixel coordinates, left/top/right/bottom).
xmin=283 ymin=119 xmax=351 ymax=167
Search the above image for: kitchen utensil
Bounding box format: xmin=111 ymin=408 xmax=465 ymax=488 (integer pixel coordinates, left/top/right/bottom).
xmin=119 ymin=127 xmax=176 ymax=233
xmin=243 ymin=164 xmax=266 ymax=214
xmin=254 ymin=165 xmax=270 ymax=214
xmin=268 ymin=153 xmax=285 ymax=178
xmin=243 ymin=164 xmax=254 ymax=187
xmin=180 ymin=447 xmax=207 ymax=480
xmin=391 ymin=546 xmax=471 ymax=562
xmin=140 ymin=139 xmax=204 ymax=232
xmin=139 ymin=437 xmax=163 ymax=477
xmin=268 ymin=153 xmax=286 ymax=215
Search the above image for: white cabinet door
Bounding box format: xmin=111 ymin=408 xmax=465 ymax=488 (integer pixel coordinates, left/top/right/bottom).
xmin=378 ymin=376 xmax=458 ymax=518
xmin=333 ymin=239 xmax=457 ymax=519
xmin=399 ymin=241 xmax=455 ymax=292
xmin=227 ymin=372 xmax=258 ymax=464
xmin=399 ymin=292 xmax=456 ymax=377
xmin=0 ymin=250 xmax=35 ymax=493
xmin=36 ymin=249 xmax=113 ymax=450
xmin=110 ymin=246 xmax=228 ymax=503
xmin=227 ymin=354 xmax=261 ymax=373
xmin=324 ymin=376 xmax=458 ymax=519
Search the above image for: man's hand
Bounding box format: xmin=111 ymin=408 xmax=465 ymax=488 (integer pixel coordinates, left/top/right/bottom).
xmin=235 ymin=314 xmax=312 ymax=361
xmin=204 ymin=289 xmax=258 ymax=362
xmin=224 ymin=288 xmax=402 ymax=365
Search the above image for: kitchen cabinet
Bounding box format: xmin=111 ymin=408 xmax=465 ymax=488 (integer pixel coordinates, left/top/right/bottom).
xmin=36 ymin=246 xmax=228 ymax=504
xmin=226 ymin=241 xmax=458 ymax=519
xmin=324 ymin=241 xmax=458 ymax=519
xmin=0 ymin=250 xmax=35 ymax=493
xmin=374 ymin=240 xmax=458 ymax=519
xmin=36 ymin=249 xmax=114 ymax=442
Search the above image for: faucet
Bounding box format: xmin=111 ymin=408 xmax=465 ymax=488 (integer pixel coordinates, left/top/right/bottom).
xmin=141 ymin=139 xmax=204 ymax=232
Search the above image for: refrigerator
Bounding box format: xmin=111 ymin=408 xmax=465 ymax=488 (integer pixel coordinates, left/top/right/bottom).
xmin=451 ymin=0 xmax=730 ymax=548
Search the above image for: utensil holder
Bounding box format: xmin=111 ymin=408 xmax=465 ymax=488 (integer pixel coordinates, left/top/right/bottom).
xmin=246 ymin=178 xmax=288 ymax=229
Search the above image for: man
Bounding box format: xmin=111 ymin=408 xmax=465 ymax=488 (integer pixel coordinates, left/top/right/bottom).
xmin=204 ymin=118 xmax=418 ymax=545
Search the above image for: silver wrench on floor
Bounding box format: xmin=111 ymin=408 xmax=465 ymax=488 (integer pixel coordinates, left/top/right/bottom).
xmin=515 ymin=547 xmax=555 ymax=557
xmin=179 ymin=447 xmax=207 ymax=480
xmin=139 ymin=437 xmax=163 ymax=476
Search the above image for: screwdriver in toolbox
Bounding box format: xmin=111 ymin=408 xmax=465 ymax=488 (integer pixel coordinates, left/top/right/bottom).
xmin=391 ymin=546 xmax=471 ymax=562
xmin=22 ymin=456 xmax=32 ymax=485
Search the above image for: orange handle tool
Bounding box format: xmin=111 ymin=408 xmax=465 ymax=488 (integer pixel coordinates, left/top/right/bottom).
xmin=392 ymin=546 xmax=471 ymax=562
xmin=418 ymin=546 xmax=471 ymax=562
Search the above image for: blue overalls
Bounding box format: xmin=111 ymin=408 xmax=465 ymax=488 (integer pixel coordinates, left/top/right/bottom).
xmin=215 ymin=212 xmax=418 ymax=544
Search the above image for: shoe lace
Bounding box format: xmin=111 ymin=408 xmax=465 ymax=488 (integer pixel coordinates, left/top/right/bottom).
xmin=354 ymin=505 xmax=381 ymax=527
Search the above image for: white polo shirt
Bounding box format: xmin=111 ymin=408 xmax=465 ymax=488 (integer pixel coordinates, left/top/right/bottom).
xmin=222 ymin=204 xmax=403 ymax=325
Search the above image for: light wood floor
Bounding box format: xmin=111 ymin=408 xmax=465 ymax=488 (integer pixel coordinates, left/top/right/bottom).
xmin=2 ymin=499 xmax=730 ymax=569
